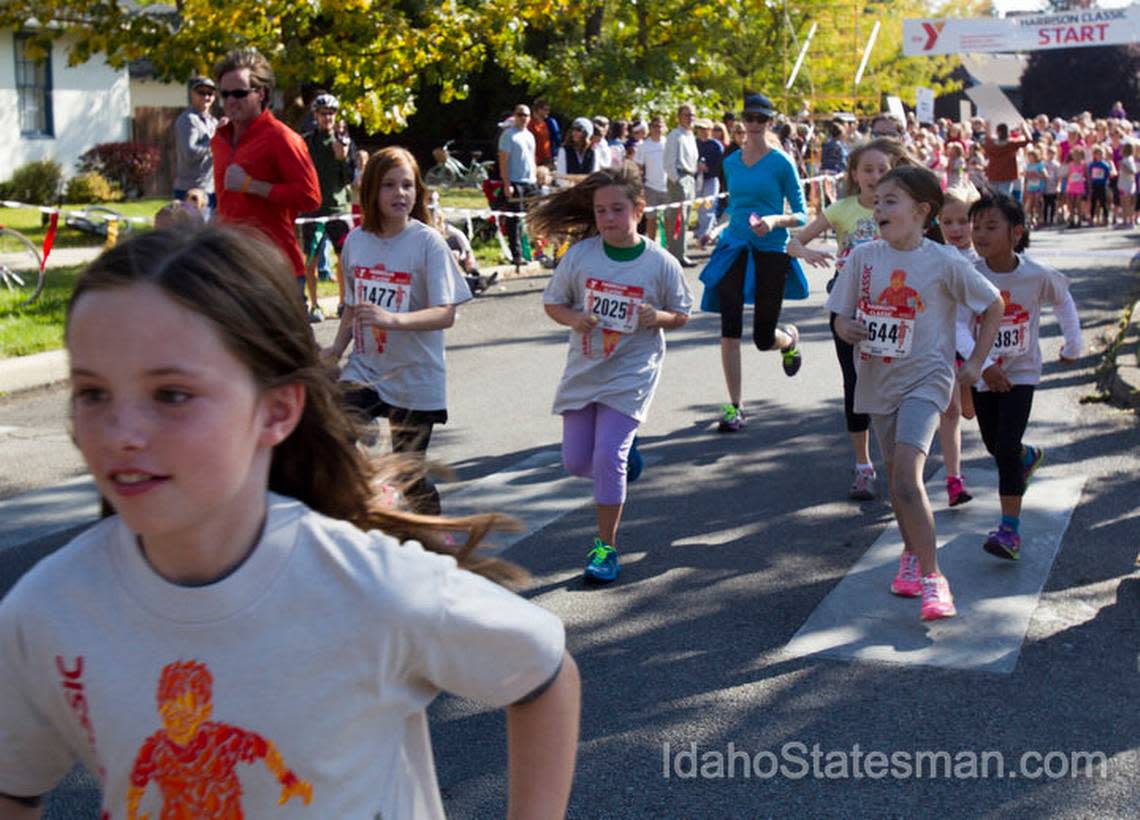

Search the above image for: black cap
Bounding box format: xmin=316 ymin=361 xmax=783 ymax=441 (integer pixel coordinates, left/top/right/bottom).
xmin=742 ymin=92 xmax=777 ymax=118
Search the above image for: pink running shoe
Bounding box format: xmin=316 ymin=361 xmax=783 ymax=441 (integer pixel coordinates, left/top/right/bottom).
xmin=890 ymin=552 xmax=922 ymax=597
xmin=946 ymin=475 xmax=973 ymax=507
xmin=920 ymin=573 xmax=957 ymax=621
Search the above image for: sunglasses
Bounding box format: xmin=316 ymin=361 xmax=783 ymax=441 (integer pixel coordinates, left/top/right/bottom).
xmin=742 ymin=112 xmax=770 ymax=124
xmin=220 ymin=88 xmax=257 ymax=100
xmin=193 ymin=88 xmax=215 ymax=96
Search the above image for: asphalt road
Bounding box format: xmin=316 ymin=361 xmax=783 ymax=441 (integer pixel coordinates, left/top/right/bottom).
xmin=1 ymin=224 xmax=1137 ymax=818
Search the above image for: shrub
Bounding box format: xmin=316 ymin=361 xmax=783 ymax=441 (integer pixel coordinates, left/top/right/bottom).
xmin=1 ymin=159 xmax=63 ymax=205
xmin=64 ymin=171 xmax=120 ymax=203
xmin=77 ymin=143 xmax=161 ymax=199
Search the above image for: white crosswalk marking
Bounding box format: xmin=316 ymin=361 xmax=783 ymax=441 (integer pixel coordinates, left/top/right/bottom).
xmin=782 ymin=466 xmax=1085 ymax=675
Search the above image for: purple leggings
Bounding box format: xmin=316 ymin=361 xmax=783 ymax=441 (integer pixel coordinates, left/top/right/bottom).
xmin=561 ymin=403 xmax=640 ymax=505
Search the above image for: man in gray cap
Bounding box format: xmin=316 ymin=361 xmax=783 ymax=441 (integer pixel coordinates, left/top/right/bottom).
xmin=172 ymin=76 xmax=218 ymax=209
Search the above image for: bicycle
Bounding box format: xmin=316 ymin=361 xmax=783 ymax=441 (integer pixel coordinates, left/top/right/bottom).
xmin=65 ymin=205 xmax=134 ymax=240
xmin=0 ymin=224 xmax=44 ymax=304
xmin=424 ymin=141 xmax=494 ymax=188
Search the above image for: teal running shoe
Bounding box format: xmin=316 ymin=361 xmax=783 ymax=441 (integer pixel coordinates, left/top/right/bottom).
xmin=584 ymin=538 xmax=620 ymax=584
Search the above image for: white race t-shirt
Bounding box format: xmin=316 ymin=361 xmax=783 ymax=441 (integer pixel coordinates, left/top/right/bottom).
xmin=0 ymin=494 xmax=564 ymax=819
xmin=634 ymin=138 xmax=668 ymax=193
xmin=825 ymin=238 xmax=1000 ymax=415
xmin=969 ymin=253 xmax=1079 ymax=389
xmin=543 ymin=236 xmax=692 ymax=421
xmin=340 ymin=220 xmax=472 ymax=411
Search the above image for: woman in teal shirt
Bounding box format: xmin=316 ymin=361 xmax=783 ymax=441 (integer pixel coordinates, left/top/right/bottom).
xmin=699 ymin=92 xmax=808 ymax=432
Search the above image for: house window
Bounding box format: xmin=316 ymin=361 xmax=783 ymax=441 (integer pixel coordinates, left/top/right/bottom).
xmin=14 ymin=34 xmax=53 ymax=137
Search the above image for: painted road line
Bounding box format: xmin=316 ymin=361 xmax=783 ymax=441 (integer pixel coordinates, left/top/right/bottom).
xmin=0 ymin=475 xmax=99 ymax=552
xmin=782 ymin=466 xmax=1085 ymax=675
xmin=443 ymin=448 xmax=591 ymax=554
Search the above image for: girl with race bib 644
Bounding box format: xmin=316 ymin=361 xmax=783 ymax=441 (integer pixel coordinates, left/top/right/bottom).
xmin=827 ymin=166 xmax=1004 ymax=621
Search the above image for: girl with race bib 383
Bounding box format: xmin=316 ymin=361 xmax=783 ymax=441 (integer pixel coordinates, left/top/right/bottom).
xmin=826 ymin=166 xmax=1004 ymax=621
xmin=530 ymin=166 xmax=693 ymax=584
xmin=963 ymin=192 xmax=1083 ymax=561
xmin=324 ymin=147 xmax=472 ymax=515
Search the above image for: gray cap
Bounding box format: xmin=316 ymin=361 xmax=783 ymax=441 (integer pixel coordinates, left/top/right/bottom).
xmin=189 ymin=76 xmax=216 ymax=91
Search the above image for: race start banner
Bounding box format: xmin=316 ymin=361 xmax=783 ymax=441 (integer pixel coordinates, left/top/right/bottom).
xmin=904 ymin=5 xmax=1140 ymax=56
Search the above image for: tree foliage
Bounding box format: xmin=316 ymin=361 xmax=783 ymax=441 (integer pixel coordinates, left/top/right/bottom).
xmin=1 ymin=0 xmax=964 ymax=132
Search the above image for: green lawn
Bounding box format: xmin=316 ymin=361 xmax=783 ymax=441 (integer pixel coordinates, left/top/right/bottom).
xmin=0 ymin=264 xmax=82 ymax=358
xmin=0 ymin=190 xmax=501 ymax=359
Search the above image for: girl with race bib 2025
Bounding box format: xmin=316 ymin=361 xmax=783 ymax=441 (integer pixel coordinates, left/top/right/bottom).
xmin=530 ymin=165 xmax=693 ymax=584
xmin=826 ymin=166 xmax=1004 ymax=622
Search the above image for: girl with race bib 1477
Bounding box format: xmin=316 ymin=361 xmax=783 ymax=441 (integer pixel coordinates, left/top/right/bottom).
xmin=324 ymin=147 xmax=472 ymax=515
xmin=530 ymin=165 xmax=693 ymax=585
xmin=827 ymin=166 xmax=1004 ymax=622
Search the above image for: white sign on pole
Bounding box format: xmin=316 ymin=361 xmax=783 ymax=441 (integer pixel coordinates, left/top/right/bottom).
xmin=959 ymin=99 xmax=972 ymax=124
xmin=885 ymin=95 xmax=907 ymax=127
xmin=915 ymin=87 xmax=935 ymax=124
xmin=965 ymin=84 xmax=1025 ymax=131
xmin=904 ymin=6 xmax=1140 ymax=56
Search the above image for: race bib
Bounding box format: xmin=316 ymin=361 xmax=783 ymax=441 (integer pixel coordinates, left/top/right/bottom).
xmin=857 ymin=299 xmax=915 ymax=359
xmin=353 ymin=266 xmax=412 ymax=354
xmin=1090 ymin=166 xmax=1106 ymax=181
xmin=355 ymin=266 xmax=412 ymax=312
xmin=585 ymin=278 xmax=643 ymax=334
xmin=986 ymin=309 xmax=1031 ymax=358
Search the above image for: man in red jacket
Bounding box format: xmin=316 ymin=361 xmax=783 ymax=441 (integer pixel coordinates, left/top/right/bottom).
xmin=211 ymin=48 xmax=321 ymax=305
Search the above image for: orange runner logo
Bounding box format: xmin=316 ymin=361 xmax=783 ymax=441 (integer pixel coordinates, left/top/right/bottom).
xmin=877 ymin=269 xmax=926 ymax=313
xmin=127 ymin=660 xmax=312 ymax=819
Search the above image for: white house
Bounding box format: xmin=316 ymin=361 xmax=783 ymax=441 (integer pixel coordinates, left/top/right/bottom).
xmin=0 ymin=31 xmax=134 ymax=183
xmin=0 ymin=29 xmax=186 ymax=191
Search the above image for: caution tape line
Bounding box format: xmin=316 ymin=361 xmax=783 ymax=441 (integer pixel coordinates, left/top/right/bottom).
xmin=4 ymin=171 xmax=844 ymax=227
xmin=1 ymin=200 xmax=150 ymax=225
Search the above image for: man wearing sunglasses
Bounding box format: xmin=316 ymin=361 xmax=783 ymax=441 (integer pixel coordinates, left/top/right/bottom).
xmin=210 ymin=48 xmax=321 ymax=302
xmin=172 ymin=77 xmax=218 ymax=210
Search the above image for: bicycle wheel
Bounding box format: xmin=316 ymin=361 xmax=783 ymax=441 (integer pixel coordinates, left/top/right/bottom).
xmin=0 ymin=226 xmax=44 ymax=304
xmin=424 ymin=165 xmax=458 ymax=187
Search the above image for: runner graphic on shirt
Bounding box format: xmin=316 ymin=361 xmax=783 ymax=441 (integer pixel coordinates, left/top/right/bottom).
xmin=999 ymin=289 xmax=1025 ymax=315
xmin=877 ymin=269 xmax=926 ymax=312
xmin=126 ymin=660 xmax=312 ymax=819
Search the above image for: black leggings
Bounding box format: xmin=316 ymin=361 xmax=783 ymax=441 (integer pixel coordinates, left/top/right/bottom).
xmin=716 ymin=249 xmax=791 ymax=350
xmin=1089 ymin=186 xmax=1109 ymax=222
xmin=971 ymin=385 xmax=1035 ymax=497
xmin=830 ymin=313 xmax=870 ymax=433
xmin=343 ymin=385 xmax=442 ymax=515
xmin=1042 ymin=193 xmax=1057 ymax=225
